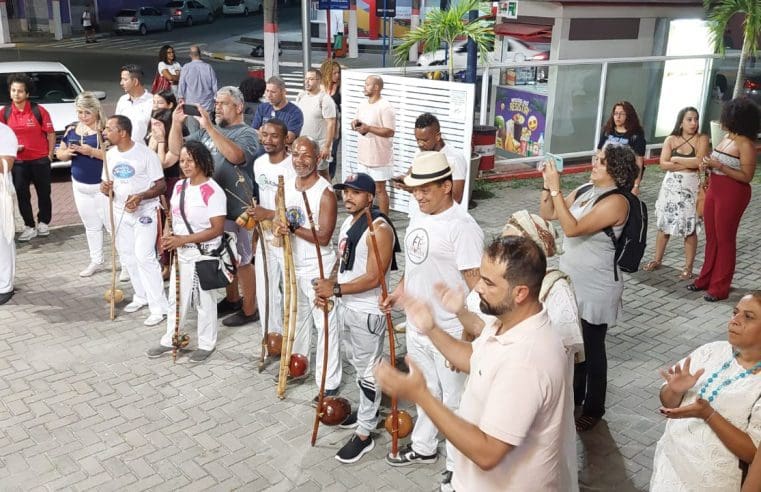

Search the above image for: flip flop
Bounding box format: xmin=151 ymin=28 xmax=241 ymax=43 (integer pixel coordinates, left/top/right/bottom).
xmin=643 ymin=260 xmax=662 ymax=272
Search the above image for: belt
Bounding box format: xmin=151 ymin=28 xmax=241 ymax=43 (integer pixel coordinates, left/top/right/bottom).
xmin=15 ymin=157 xmax=50 ymax=165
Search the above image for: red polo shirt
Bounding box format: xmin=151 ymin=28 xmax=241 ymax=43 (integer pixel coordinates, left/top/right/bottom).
xmin=1 ymin=101 xmax=54 ymax=161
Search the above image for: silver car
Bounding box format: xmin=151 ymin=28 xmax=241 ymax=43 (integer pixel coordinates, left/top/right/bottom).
xmin=113 ymin=7 xmax=173 ymax=36
xmin=164 ymin=1 xmax=214 ymax=26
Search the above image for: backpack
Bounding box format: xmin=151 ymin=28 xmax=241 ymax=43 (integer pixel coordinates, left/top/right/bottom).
xmin=576 ymin=183 xmax=648 ymax=281
xmin=1 ymin=102 xmax=43 ymax=127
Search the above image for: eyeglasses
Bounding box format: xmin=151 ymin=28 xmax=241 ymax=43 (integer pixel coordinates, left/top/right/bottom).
xmin=592 ymin=155 xmax=607 ymax=165
xmin=613 ymin=112 xmax=626 ymax=117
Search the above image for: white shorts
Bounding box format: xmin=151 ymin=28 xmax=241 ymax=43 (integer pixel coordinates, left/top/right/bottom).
xmin=355 ymin=163 xmax=393 ymax=182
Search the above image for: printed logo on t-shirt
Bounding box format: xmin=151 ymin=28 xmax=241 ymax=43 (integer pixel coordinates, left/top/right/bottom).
xmin=138 ymin=216 xmax=153 ymax=224
xmin=286 ymin=205 xmax=306 ymax=229
xmin=112 ymin=162 xmax=135 ymax=179
xmin=258 ymin=173 xmax=278 ymax=189
xmin=405 ymin=228 xmax=429 ymax=265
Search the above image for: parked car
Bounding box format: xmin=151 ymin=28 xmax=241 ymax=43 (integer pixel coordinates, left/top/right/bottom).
xmin=114 ymin=7 xmax=172 ymax=35
xmin=417 ymin=38 xmax=548 ymax=67
xmin=0 ymin=62 xmax=106 ymax=169
xmin=743 ymin=74 xmax=761 ymax=112
xmin=222 ymin=0 xmax=262 ymax=16
xmin=164 ymin=1 xmax=214 ymax=26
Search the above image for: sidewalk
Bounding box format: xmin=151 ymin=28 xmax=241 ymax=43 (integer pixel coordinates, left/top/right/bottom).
xmin=3 ymin=166 xmax=758 ymax=490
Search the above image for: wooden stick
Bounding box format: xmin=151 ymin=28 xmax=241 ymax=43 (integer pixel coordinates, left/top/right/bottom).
xmin=364 ymin=207 xmax=400 ymax=457
xmin=161 ymin=195 xmax=182 ymax=363
xmin=101 ymin=134 xmax=117 ymax=321
xmin=303 ymin=191 xmax=329 ymax=447
xmin=257 ymin=220 xmax=270 ymax=373
xmin=276 ymin=176 xmax=297 ymax=399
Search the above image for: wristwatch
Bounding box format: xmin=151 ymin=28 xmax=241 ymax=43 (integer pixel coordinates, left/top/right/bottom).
xmin=333 ymin=283 xmax=342 ymax=298
xmin=550 ymin=190 xmax=560 ymax=197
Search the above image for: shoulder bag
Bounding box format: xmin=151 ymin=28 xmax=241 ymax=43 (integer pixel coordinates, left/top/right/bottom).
xmin=178 ymin=180 xmax=238 ymax=290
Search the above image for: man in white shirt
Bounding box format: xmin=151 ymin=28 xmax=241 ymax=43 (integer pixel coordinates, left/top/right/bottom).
xmin=376 ymin=236 xmax=570 ymax=492
xmin=0 ymin=122 xmax=17 ymax=305
xmin=101 ymin=115 xmax=168 ymax=326
xmin=115 ymin=64 xmax=153 ymax=142
xmin=380 ymin=151 xmax=484 ymax=491
xmin=351 ymin=75 xmax=395 ymax=215
xmin=296 ymin=69 xmax=337 ymax=181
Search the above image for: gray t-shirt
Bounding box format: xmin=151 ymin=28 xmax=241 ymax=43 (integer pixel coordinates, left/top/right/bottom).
xmin=187 ymin=124 xmax=258 ymax=220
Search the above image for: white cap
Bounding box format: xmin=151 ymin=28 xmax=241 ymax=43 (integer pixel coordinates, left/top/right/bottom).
xmin=0 ymin=122 xmax=18 ymax=158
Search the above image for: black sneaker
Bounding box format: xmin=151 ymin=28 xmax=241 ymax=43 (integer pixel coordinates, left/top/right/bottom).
xmin=0 ymin=290 xmax=14 ymax=305
xmin=338 ymin=411 xmax=358 ymax=429
xmin=311 ymin=388 xmax=339 ymax=407
xmin=440 ymin=470 xmax=455 ymax=492
xmin=222 ymin=310 xmax=259 ymax=327
xmin=386 ymin=444 xmax=438 ymax=467
xmin=217 ymin=298 xmax=242 ymax=316
xmin=335 ymin=434 xmax=375 ymax=464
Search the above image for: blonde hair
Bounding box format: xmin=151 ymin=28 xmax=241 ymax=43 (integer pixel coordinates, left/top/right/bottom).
xmin=320 ymin=59 xmax=341 ymax=91
xmin=74 ymin=91 xmax=106 ymax=130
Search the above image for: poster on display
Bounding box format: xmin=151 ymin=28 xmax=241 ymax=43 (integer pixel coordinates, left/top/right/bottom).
xmin=494 ymin=86 xmax=547 ymax=157
xmin=318 ymin=0 xmax=350 ymax=9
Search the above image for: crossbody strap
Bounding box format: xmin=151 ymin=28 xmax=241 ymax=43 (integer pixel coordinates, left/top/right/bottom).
xmin=178 ymin=179 xmax=205 ymax=256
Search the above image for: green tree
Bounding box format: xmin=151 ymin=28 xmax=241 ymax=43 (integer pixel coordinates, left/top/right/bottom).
xmin=704 ymin=0 xmax=761 ymax=98
xmin=394 ymin=0 xmax=494 ymax=81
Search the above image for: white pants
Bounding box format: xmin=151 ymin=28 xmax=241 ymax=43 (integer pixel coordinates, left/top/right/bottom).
xmin=254 ymin=233 xmax=283 ymax=338
xmin=114 ymin=206 xmax=168 ymax=316
xmin=72 ymin=179 xmax=107 ymax=265
xmin=290 ymin=261 xmax=342 ymax=391
xmin=407 ymin=328 xmax=466 ymax=472
xmin=339 ymin=303 xmax=385 ymax=436
xmin=0 ymin=236 xmax=13 ymax=293
xmin=160 ymin=247 xmax=218 ymax=351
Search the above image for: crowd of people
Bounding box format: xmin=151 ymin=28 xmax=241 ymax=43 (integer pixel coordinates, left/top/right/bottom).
xmin=1 ymin=43 xmax=761 ymax=490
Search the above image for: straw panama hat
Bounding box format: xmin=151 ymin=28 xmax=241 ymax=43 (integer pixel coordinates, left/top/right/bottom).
xmin=403 ymin=151 xmax=453 ymax=187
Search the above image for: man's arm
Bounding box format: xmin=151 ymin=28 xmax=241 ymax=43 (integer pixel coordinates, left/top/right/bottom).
xmin=452 ymin=180 xmax=465 ymax=204
xmin=197 ymin=107 xmax=245 ymax=165
xmin=47 ymin=132 xmax=56 ymax=160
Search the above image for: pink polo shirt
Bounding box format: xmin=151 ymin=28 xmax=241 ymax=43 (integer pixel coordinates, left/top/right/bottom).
xmin=355 ymin=97 xmax=395 ymax=168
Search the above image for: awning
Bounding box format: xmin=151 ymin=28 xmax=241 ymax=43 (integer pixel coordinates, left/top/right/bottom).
xmin=495 ymin=22 xmax=553 ymax=40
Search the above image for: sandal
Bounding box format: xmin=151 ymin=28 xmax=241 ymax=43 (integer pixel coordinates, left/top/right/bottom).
xmin=679 ymin=270 xmax=694 ymax=281
xmin=686 ymin=283 xmax=703 ymax=292
xmin=643 ymin=260 xmax=662 ymax=272
xmin=575 ymin=415 xmax=601 ymax=432
xmin=704 ymin=294 xmax=720 ymax=302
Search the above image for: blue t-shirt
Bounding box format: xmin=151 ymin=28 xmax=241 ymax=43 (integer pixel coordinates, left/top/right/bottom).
xmin=252 ymin=102 xmax=304 ymax=134
xmin=62 ymin=129 xmax=103 ymax=185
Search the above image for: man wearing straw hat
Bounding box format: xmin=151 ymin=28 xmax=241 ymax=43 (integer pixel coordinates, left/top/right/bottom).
xmin=381 ymin=151 xmax=483 ymax=491
xmin=168 ymin=86 xmax=260 ymax=328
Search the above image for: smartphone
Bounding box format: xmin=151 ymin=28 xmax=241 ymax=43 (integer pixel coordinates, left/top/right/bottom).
xmin=352 ymin=120 xmax=363 ymax=130
xmin=537 ymin=153 xmax=564 ymax=172
xmin=183 ymin=104 xmax=201 ymax=117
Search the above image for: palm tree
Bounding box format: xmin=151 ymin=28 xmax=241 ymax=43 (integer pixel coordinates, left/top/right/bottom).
xmin=394 ymin=0 xmax=494 ymax=81
xmin=704 ymin=0 xmax=761 ymax=98
xmin=263 ymin=0 xmax=279 ymax=78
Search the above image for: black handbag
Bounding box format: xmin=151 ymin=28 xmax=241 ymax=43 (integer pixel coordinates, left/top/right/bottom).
xmin=178 ymin=180 xmax=237 ymax=291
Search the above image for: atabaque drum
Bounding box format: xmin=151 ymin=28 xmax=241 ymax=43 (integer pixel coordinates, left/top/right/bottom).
xmin=384 ymin=410 xmax=414 ymax=438
xmin=320 ymin=396 xmax=351 ymax=426
xmin=288 ymin=353 xmax=308 ymax=378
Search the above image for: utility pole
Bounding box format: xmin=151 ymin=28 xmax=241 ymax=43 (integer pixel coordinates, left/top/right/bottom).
xmin=301 ymin=0 xmax=311 ymax=71
xmin=263 ymin=0 xmax=280 ymax=78
xmin=348 ymin=0 xmax=358 ymax=58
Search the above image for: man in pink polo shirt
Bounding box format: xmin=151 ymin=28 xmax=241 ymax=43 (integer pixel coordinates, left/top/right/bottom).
xmin=375 ymin=235 xmax=573 ymax=492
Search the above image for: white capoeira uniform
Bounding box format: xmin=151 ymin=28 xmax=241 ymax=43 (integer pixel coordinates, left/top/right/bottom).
xmin=0 ymin=123 xmax=17 ymax=297
xmin=336 ymin=213 xmax=395 ymax=436
xmin=286 ymin=175 xmax=342 ymax=391
xmin=105 ymin=142 xmax=169 ymax=317
xmin=253 ymin=153 xmax=294 ymax=339
xmin=404 ymin=203 xmax=484 ymax=471
xmin=159 ymin=178 xmax=227 ymax=351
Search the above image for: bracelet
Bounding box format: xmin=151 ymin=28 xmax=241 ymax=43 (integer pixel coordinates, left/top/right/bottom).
xmin=542 ymin=187 xmax=551 ymax=192
xmin=705 ymin=410 xmax=717 ymax=423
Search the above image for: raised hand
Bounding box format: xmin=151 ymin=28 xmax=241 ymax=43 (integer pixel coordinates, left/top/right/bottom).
xmin=404 ymin=296 xmax=435 ymax=336
xmin=434 ymin=282 xmax=465 ymax=315
xmin=660 ymin=356 xmax=705 ymax=395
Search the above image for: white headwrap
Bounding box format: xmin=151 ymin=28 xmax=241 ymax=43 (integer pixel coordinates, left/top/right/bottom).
xmin=502 ymin=210 xmax=562 ymax=258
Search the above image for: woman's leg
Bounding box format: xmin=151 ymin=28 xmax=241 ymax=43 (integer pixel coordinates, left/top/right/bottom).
xmin=644 ymin=231 xmax=669 ymax=270
xmin=683 ymin=233 xmax=697 ymax=277
xmin=72 ymin=179 xmax=105 ymax=265
xmin=580 ymin=319 xmax=608 ymax=419
xmin=694 ymin=182 xmax=719 ymax=289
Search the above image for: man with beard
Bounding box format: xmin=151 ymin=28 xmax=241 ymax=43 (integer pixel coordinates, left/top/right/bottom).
xmin=272 ymin=136 xmax=340 ymax=400
xmin=375 ymin=236 xmax=570 ymax=492
xmin=168 ymin=86 xmax=259 ymax=331
xmin=380 ymin=151 xmax=483 ymax=492
xmin=312 ymin=172 xmax=401 ymax=464
xmin=253 ymin=76 xmax=304 ymax=157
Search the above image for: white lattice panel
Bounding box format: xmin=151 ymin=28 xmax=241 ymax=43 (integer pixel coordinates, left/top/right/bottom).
xmin=341 ymin=70 xmax=476 ymax=212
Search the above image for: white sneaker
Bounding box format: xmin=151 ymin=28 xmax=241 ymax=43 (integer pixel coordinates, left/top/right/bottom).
xmin=144 ymin=314 xmax=166 ymax=326
xmin=17 ymin=227 xmax=37 ymax=242
xmin=36 ymin=222 xmax=50 ymax=236
xmin=79 ymin=262 xmax=103 ymax=277
xmin=124 ymin=300 xmax=147 ymax=313
xmin=119 ymin=269 xmax=130 ymax=282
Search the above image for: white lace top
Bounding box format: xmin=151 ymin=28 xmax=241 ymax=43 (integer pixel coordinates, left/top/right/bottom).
xmin=651 ymin=341 xmax=761 ymax=491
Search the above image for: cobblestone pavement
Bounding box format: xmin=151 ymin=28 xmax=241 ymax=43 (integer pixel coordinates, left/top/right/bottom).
xmin=2 ymin=171 xmax=759 ymax=491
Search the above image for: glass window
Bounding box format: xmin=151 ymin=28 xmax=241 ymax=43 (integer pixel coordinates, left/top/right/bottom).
xmin=0 ymin=72 xmax=80 ymax=105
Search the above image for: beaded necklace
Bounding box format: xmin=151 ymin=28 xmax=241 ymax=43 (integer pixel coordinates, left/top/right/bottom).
xmin=698 ymin=352 xmax=761 ymax=402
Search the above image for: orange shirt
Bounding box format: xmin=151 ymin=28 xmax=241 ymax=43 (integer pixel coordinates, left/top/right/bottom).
xmin=2 ymin=101 xmax=54 ymax=161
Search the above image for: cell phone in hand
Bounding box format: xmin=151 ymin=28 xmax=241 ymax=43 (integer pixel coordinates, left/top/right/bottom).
xmin=183 ymin=104 xmax=201 ymax=117
xmin=537 ymin=153 xmax=564 ymax=173
xmin=353 ymin=120 xmax=363 ymax=130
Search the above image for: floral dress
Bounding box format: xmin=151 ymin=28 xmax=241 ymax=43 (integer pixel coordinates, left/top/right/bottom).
xmin=655 ymin=138 xmax=699 ymax=236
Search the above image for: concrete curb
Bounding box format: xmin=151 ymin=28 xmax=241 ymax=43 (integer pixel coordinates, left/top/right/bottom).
xmin=239 ymin=35 xmax=393 ymax=54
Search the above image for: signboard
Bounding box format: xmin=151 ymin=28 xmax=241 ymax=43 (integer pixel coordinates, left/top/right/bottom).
xmin=494 ymin=86 xmax=547 ymax=157
xmin=499 ymin=0 xmax=518 ymax=19
xmin=375 ymin=0 xmax=396 ymax=18
xmin=318 ymin=0 xmax=350 ymax=9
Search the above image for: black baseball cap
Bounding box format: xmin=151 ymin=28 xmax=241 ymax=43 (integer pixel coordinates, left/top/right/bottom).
xmin=334 ymin=173 xmax=376 ymax=195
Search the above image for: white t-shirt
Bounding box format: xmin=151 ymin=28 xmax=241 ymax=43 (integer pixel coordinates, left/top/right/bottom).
xmin=404 ymin=203 xmax=483 ymax=334
xmin=296 ymin=90 xmax=337 ymax=149
xmin=254 ymin=154 xmax=294 ymax=211
xmin=81 ymin=11 xmax=92 ymax=28
xmin=356 ymin=97 xmax=395 ymax=168
xmin=104 ymin=142 xmax=164 ymax=214
xmin=158 ymin=61 xmax=182 ymax=79
xmin=170 ymin=178 xmax=226 ymax=250
xmin=115 ymin=90 xmax=154 ymax=142
xmin=0 ymin=122 xmax=18 ymax=157
xmin=454 ymin=310 xmax=569 ymax=492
